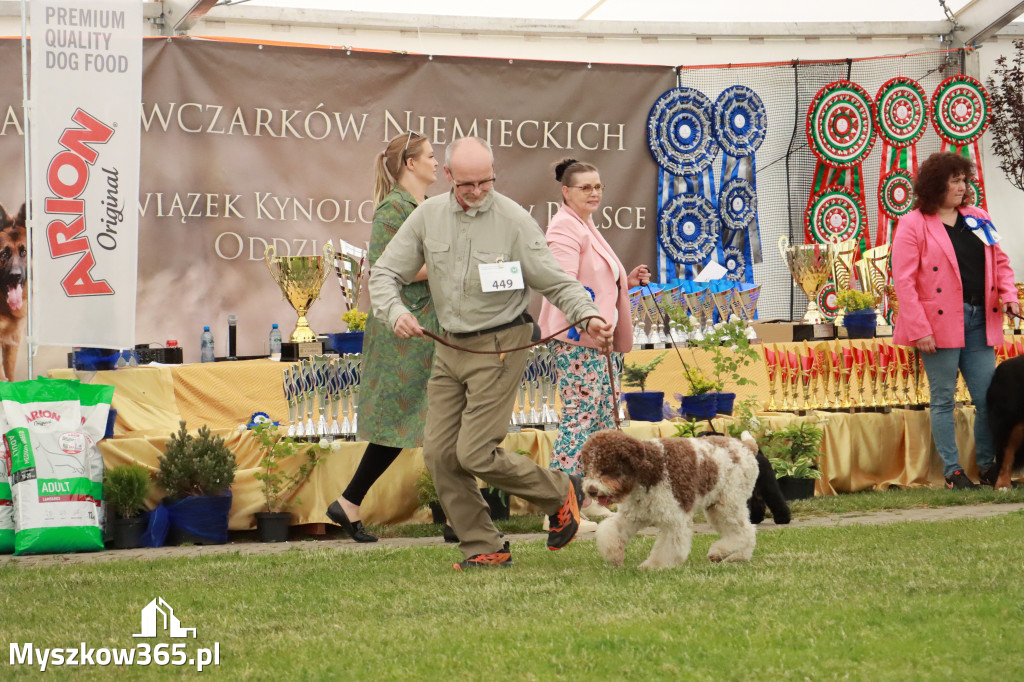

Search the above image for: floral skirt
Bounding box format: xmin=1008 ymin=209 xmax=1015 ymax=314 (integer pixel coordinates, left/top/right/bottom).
xmin=549 ymin=341 xmax=620 ymax=476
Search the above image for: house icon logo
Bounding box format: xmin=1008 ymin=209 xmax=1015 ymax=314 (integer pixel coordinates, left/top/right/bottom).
xmin=133 ymin=597 xmax=197 ymax=638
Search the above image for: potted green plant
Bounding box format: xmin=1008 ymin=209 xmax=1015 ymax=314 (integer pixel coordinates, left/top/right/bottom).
xmin=837 ymin=289 xmax=878 ymax=339
xmin=329 ymin=309 xmax=368 ymax=354
xmin=104 ymin=463 xmax=152 ymax=549
xmin=675 ymin=365 xmax=722 ymax=419
xmin=759 ymin=418 xmax=826 ymax=500
xmin=156 ymin=421 xmax=238 ymax=546
xmin=414 ymin=468 xmax=445 ymax=523
xmin=621 ymin=351 xmax=668 ymax=422
xmin=248 ymin=421 xmax=327 ymax=542
xmin=690 ymin=318 xmax=760 ymax=415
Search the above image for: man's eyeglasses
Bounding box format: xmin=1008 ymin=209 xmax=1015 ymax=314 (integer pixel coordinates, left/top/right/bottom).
xmin=453 ymin=177 xmax=496 ymax=191
xmin=569 ymin=183 xmax=606 ymax=194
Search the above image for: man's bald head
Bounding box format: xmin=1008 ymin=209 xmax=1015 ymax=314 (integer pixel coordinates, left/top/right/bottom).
xmin=445 ymin=136 xmax=496 ymax=209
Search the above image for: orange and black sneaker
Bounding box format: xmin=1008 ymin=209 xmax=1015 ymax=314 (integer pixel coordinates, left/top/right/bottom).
xmin=547 ymin=474 xmax=584 ymax=550
xmin=453 ymin=541 xmax=512 ymax=571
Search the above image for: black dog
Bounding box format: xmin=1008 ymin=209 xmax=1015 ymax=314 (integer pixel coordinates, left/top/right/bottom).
xmin=695 ymin=431 xmax=790 ymax=524
xmin=985 ymin=355 xmax=1024 ymax=489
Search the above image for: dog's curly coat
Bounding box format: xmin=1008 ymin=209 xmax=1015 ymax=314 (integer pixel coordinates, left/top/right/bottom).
xmin=581 ymin=429 xmax=759 ymax=569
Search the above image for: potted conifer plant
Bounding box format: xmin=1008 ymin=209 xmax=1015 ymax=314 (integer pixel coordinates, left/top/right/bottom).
xmin=104 ymin=462 xmax=151 ymax=549
xmin=621 ymin=351 xmax=668 ymax=422
xmin=156 ymin=421 xmax=237 ymax=546
xmin=248 ymin=421 xmax=328 ymax=542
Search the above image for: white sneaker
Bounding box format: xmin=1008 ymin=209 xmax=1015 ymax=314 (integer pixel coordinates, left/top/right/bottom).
xmin=582 ymin=503 xmax=614 ymax=520
xmin=577 ymin=518 xmax=599 ymax=533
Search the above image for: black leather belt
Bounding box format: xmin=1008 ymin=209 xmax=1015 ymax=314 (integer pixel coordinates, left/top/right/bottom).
xmin=964 ymin=293 xmax=985 ymax=306
xmin=450 ymin=312 xmax=533 ymax=339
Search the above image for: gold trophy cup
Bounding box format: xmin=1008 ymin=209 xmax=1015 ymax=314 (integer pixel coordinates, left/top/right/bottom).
xmin=779 ymin=236 xmax=832 ymax=324
xmin=265 ymin=242 xmax=336 ymax=343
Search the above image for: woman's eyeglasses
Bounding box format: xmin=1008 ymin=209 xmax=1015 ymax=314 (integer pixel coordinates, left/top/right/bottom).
xmin=570 ymin=184 xmax=606 ymax=194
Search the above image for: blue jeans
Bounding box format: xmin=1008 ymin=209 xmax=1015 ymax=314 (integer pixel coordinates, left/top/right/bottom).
xmin=920 ymin=302 xmax=996 ymax=477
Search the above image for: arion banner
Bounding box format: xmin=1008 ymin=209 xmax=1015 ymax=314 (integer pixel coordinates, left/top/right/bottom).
xmin=2 ymin=37 xmax=671 ymax=361
xmin=28 ymin=0 xmax=142 ymax=348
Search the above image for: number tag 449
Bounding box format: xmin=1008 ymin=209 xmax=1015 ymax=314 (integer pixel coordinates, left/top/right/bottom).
xmin=479 ymin=261 xmax=525 ymax=293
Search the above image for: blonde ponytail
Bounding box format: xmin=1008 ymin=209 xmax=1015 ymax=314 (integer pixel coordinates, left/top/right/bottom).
xmin=372 ymin=132 xmax=428 ymax=205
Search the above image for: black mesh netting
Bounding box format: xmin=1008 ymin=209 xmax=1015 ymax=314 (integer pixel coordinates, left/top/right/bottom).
xmin=673 ymin=49 xmax=965 ymax=322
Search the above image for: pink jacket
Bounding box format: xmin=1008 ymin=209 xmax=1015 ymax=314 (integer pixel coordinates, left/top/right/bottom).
xmin=891 ymin=206 xmax=1016 ymax=348
xmin=537 ymin=204 xmax=633 ymax=353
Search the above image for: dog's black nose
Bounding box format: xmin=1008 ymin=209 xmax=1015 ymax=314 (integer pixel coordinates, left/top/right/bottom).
xmin=586 ymin=486 xmax=599 ymax=497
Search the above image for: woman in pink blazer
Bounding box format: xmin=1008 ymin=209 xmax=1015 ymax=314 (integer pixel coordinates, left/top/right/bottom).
xmin=892 ymin=152 xmax=1019 ymax=489
xmin=538 ymin=159 xmax=650 ymax=493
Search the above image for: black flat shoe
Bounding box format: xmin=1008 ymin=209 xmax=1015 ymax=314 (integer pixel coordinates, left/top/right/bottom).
xmin=327 ymin=501 xmax=378 ymax=543
xmin=443 ymin=524 xmax=459 ymax=543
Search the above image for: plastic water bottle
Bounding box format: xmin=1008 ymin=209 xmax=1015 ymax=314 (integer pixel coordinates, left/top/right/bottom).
xmin=200 ymin=326 xmax=215 ymax=363
xmin=269 ymin=323 xmax=282 ymax=361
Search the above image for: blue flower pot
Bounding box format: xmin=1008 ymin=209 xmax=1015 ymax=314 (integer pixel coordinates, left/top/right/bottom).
xmin=843 ymin=309 xmax=876 ymax=339
xmin=72 ymin=347 xmax=121 ymax=371
xmin=682 ymin=393 xmax=719 ymax=420
xmin=326 ymin=331 xmax=364 ymax=355
xmin=623 ymin=392 xmax=665 ymax=422
xmin=716 ymin=392 xmax=737 ymax=416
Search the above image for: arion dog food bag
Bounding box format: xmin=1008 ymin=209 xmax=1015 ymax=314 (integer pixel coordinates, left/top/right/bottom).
xmin=0 ymin=380 xmax=111 ymax=555
xmin=0 ymin=438 xmax=12 ymax=554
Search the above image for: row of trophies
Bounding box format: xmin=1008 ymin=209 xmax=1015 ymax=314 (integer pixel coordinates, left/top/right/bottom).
xmin=630 ymin=285 xmax=761 ymax=347
xmin=282 ymin=355 xmax=362 ymax=440
xmin=762 ymin=340 xmax=949 ymax=412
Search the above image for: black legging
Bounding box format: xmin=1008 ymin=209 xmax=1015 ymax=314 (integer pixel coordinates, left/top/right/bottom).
xmin=341 ymin=442 xmax=403 ymax=506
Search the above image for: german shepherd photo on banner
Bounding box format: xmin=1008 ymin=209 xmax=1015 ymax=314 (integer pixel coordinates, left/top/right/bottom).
xmin=0 ymin=202 xmax=26 ymax=381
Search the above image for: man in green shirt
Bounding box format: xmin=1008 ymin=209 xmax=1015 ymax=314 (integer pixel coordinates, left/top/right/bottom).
xmin=370 ymin=136 xmax=613 ymax=570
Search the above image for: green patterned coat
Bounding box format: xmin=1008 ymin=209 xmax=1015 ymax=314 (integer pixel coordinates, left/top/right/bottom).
xmin=356 ymin=186 xmax=440 ymax=448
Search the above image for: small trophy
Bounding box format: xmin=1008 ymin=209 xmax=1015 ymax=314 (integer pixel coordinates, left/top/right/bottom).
xmin=858 ymin=245 xmax=891 ymax=327
xmin=698 ymin=290 xmax=717 ymax=337
xmin=682 ymin=291 xmax=706 ymax=342
xmin=880 ymin=283 xmax=898 ymax=326
xmin=334 ymin=239 xmax=367 ymax=315
xmin=265 ymin=242 xmax=336 ymax=344
xmin=629 ymin=292 xmax=647 ymax=347
xmin=328 ymin=361 xmax=342 ymax=436
xmin=779 ymin=236 xmax=832 ymax=324
xmin=290 ymin=365 xmax=306 ymax=438
xmin=828 ymin=239 xmax=859 ymax=326
xmin=283 ymin=369 xmax=298 ymax=437
xmin=313 ymin=355 xmax=330 ymax=437
xmin=763 ymin=345 xmax=778 ymax=411
xmin=711 ymin=289 xmax=738 ymax=325
xmin=733 ymin=285 xmax=761 ymax=340
xmin=301 ymin=359 xmax=317 ymax=436
xmin=778 ymin=350 xmax=791 ymax=411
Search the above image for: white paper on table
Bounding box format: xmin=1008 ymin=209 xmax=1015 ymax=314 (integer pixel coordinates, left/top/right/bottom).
xmin=694 ymin=260 xmax=727 ymax=282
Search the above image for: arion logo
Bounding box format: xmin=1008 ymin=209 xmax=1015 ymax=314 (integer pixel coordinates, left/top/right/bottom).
xmin=133 ymin=598 xmax=196 ymax=639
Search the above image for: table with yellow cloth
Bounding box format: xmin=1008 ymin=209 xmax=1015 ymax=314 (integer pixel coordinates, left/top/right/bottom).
xmin=48 ymin=345 xmax=973 ymax=530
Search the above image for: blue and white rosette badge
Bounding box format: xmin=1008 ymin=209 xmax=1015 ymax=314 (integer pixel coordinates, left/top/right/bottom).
xmin=963 ymin=214 xmax=999 ymax=245
xmin=713 ymin=85 xmax=767 ymax=283
xmin=647 ymin=86 xmax=720 ymax=280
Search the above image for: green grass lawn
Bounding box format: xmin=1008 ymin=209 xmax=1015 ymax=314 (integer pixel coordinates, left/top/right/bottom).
xmin=4 ymin=508 xmax=1024 ymax=681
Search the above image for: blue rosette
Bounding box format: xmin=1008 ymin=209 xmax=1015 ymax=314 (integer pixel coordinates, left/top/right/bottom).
xmin=657 ymin=193 xmax=719 ymax=266
xmin=647 ymin=87 xmax=718 ymax=176
xmin=713 ymin=85 xmax=766 ymax=158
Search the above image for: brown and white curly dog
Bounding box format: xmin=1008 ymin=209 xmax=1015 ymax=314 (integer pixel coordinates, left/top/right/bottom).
xmin=580 ymin=429 xmax=760 ymax=570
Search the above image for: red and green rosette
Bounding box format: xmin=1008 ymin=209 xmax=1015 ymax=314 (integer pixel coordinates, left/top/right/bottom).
xmin=804 ymin=81 xmax=876 ymax=251
xmin=874 ymin=77 xmax=927 ymax=246
xmin=931 ymin=75 xmax=989 ymax=209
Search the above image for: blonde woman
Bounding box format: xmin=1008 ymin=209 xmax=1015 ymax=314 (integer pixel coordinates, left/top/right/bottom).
xmin=326 ymin=132 xmax=440 ymax=542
